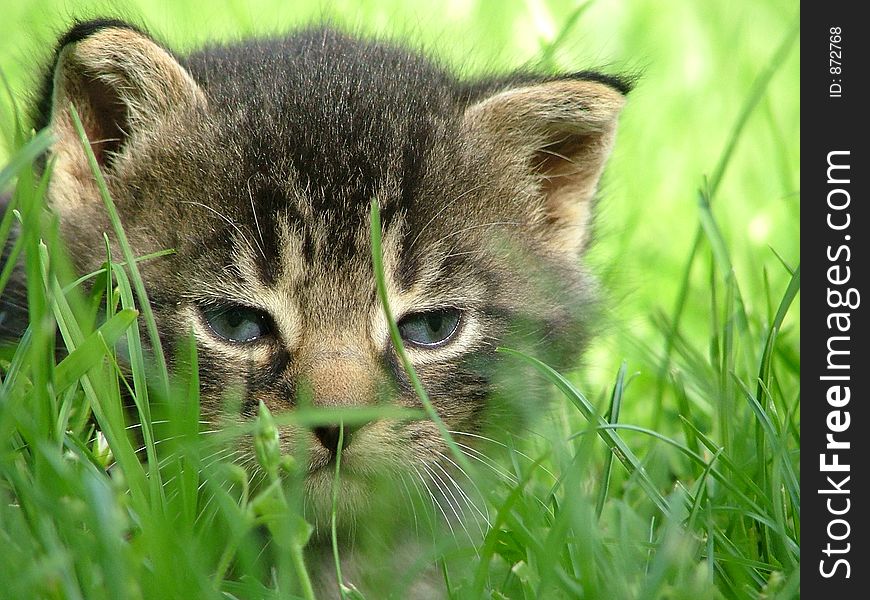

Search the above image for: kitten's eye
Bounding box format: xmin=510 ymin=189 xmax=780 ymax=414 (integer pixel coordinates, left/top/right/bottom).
xmin=202 ymin=304 xmax=273 ymax=343
xmin=397 ymin=309 xmax=461 ymax=347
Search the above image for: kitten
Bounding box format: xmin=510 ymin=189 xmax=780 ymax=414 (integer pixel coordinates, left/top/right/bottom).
xmin=8 ymin=18 xmax=628 ymax=595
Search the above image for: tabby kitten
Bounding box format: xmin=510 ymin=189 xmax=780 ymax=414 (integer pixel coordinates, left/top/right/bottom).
xmin=17 ymin=16 xmax=628 ymax=593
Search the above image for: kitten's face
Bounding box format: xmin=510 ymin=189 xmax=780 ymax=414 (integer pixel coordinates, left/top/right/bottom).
xmin=42 ymin=23 xmax=625 ymax=520
xmin=126 ymin=115 xmax=556 ymax=512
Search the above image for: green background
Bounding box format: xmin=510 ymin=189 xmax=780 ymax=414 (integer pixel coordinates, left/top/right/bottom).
xmin=0 ymin=1 xmax=800 ymax=597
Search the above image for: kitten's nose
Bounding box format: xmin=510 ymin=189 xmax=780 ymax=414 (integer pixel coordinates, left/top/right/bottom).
xmin=313 ymin=425 xmax=355 ymax=455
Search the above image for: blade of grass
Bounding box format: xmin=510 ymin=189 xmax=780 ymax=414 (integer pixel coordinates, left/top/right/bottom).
xmin=756 ymin=263 xmax=800 ymax=408
xmin=0 ymin=129 xmax=53 ymax=193
xmin=170 ymin=331 xmax=202 ymax=528
xmin=670 ymin=371 xmax=702 ymax=466
xmin=570 ymin=423 xmax=770 ymax=522
xmin=108 ymin=262 xmax=162 ymax=497
xmin=9 ymin=159 xmax=52 ymax=433
xmin=685 ymin=447 xmax=724 ymax=532
xmin=678 ymin=416 xmax=767 ymax=500
xmin=68 ymin=105 xmax=170 ymax=397
xmin=62 ymin=248 xmax=176 ymax=293
xmin=651 ymin=15 xmax=800 ymax=418
xmin=35 ymin=241 xmax=149 ymax=508
xmin=0 ymin=67 xmax=25 ymax=149
xmin=536 ymin=0 xmax=594 ymax=70
xmin=499 ymin=347 xmax=670 ymax=515
xmin=735 ymin=376 xmax=799 ymax=522
xmin=1 ymin=152 xmax=53 ymax=304
xmin=331 ymin=422 xmax=347 ymax=600
xmin=369 ymin=199 xmax=474 ymax=477
xmin=471 ymin=454 xmax=549 ymax=596
xmin=595 ymin=361 xmax=626 ymax=519
xmin=53 ymin=308 xmax=138 ymax=391
xmin=697 ymin=179 xmax=753 ymax=372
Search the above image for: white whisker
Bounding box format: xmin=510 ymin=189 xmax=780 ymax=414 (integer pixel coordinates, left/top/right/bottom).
xmin=429 ymin=221 xmax=523 ymax=248
xmin=398 ymin=473 xmax=421 ymax=537
xmin=163 ymin=448 xmax=244 ymax=507
xmin=123 ymin=419 xmax=211 ymax=431
xmin=180 ymin=200 xmax=262 ymax=261
xmin=406 ymin=183 xmax=487 ymax=251
xmin=448 ymin=430 xmax=556 ymax=480
xmin=434 ymin=451 xmax=491 ymax=528
xmin=246 ymin=177 xmax=268 ymax=261
xmin=450 ymin=440 xmax=518 ymax=485
xmin=132 ymin=429 xmax=223 ymax=458
xmin=413 ymin=465 xmax=455 ymax=541
xmin=423 ymin=462 xmax=475 ymax=546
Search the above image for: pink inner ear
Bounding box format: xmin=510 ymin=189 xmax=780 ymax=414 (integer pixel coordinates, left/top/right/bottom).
xmin=534 ymin=135 xmax=591 ymax=199
xmin=78 ymin=73 xmax=129 ymax=168
xmin=528 ymin=130 xmax=611 ymax=254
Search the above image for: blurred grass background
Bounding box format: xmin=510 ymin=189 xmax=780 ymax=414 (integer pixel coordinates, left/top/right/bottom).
xmin=0 ymin=0 xmax=800 ymax=597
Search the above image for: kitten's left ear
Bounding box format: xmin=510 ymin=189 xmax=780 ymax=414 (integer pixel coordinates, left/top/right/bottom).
xmin=463 ymin=75 xmax=628 ymax=254
xmin=41 ymin=20 xmax=206 ymax=214
xmin=45 ymin=20 xmax=206 ymax=166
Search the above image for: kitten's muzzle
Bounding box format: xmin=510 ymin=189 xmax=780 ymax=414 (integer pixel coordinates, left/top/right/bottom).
xmin=296 ymin=343 xmax=379 ymax=458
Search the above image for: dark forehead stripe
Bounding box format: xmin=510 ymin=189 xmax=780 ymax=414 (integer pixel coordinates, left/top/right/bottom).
xmin=182 ymin=27 xmax=453 ymax=251
xmin=247 ymin=186 xmax=307 ymax=286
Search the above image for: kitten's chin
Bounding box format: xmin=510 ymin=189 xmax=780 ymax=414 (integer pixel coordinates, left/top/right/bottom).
xmin=302 ymin=460 xmax=413 ymax=532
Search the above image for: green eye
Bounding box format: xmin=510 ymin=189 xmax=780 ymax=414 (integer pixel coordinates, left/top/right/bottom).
xmin=397 ymin=309 xmax=461 ymax=347
xmin=202 ymin=304 xmax=273 ymax=343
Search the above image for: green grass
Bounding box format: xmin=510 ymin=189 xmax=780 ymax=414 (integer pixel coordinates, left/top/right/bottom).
xmin=1 ymin=1 xmax=799 ymax=598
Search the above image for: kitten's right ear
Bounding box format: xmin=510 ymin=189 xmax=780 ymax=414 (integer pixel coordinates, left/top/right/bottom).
xmin=43 ymin=20 xmax=205 ymax=190
xmin=461 ymin=73 xmax=629 ymax=256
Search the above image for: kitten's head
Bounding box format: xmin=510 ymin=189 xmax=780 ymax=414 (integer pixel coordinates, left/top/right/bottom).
xmin=39 ymin=21 xmax=627 ymax=520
